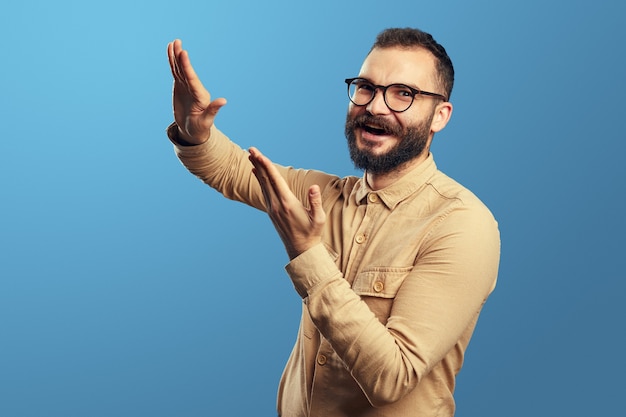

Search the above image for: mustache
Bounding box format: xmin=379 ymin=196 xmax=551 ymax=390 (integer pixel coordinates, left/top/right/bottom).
xmin=346 ymin=114 xmax=403 ymax=137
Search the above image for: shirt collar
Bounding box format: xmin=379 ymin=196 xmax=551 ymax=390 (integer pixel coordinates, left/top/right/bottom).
xmin=354 ymin=153 xmax=437 ymax=210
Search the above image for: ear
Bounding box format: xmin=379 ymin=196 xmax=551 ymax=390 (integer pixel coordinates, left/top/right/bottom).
xmin=430 ymin=101 xmax=453 ymax=133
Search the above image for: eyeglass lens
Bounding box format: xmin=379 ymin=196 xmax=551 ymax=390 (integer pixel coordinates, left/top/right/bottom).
xmin=347 ymin=79 xmax=415 ymax=112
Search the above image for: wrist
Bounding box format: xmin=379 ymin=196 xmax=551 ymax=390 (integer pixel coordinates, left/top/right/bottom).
xmin=166 ymin=123 xmax=210 ymax=146
xmin=176 ymin=125 xmax=202 ymax=146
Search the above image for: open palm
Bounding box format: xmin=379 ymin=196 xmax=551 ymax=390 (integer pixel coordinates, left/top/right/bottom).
xmin=167 ymin=39 xmax=227 ymax=144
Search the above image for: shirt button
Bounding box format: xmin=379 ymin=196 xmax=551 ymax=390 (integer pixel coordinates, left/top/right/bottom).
xmin=373 ymin=281 xmax=384 ymax=292
xmin=317 ymin=354 xmax=327 ymax=366
xmin=355 ymin=234 xmax=366 ymax=244
xmin=368 ymin=193 xmax=378 ymax=203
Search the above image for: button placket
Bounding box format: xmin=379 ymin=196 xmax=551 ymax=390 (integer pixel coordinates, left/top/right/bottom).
xmin=355 ymin=195 xmax=379 ymax=245
xmin=344 ymin=191 xmax=383 ymax=284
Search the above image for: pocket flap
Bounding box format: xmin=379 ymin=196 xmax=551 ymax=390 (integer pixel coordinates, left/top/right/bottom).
xmin=351 ymin=267 xmax=412 ymax=298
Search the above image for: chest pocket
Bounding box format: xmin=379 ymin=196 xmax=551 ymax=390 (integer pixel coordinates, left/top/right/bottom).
xmin=351 ymin=266 xmax=412 ymax=322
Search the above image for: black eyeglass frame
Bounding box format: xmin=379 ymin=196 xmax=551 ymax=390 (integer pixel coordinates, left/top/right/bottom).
xmin=345 ymin=77 xmax=447 ymax=113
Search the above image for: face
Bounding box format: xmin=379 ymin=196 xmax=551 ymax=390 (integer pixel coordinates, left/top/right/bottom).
xmin=345 ymin=47 xmax=445 ymax=174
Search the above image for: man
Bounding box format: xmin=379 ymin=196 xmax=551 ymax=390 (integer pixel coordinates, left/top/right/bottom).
xmin=166 ymin=28 xmax=500 ymax=417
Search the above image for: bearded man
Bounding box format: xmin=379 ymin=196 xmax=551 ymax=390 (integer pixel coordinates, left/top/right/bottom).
xmin=165 ymin=27 xmax=500 ymax=417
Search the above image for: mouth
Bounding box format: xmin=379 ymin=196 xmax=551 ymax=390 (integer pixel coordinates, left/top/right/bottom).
xmin=362 ymin=124 xmax=388 ymax=136
xmin=346 ymin=114 xmax=401 ymax=145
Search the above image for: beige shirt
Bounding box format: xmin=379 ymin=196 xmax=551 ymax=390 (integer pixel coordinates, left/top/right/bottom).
xmin=169 ymin=124 xmax=501 ymax=417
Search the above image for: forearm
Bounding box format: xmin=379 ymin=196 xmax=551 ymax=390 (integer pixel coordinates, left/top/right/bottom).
xmin=168 ymin=122 xmax=342 ymax=213
xmin=287 ymin=244 xmax=418 ymax=405
xmin=168 ymin=122 xmax=267 ymax=210
xmin=285 ymin=208 xmax=500 ymax=406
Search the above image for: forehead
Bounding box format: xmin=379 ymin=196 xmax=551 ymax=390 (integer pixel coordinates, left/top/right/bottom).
xmin=358 ymin=46 xmax=438 ymax=89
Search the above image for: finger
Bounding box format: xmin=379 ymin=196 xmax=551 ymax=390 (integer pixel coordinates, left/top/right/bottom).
xmin=167 ymin=41 xmax=177 ymax=79
xmin=248 ymin=148 xmax=287 ymax=196
xmin=249 ymin=159 xmax=274 ymax=211
xmin=249 ymin=147 xmax=290 ymax=212
xmin=248 ymin=147 xmax=268 ymax=177
xmin=248 ymin=149 xmax=271 ymax=191
xmin=177 ymin=49 xmax=209 ymax=98
xmin=170 ymin=40 xmax=226 ymax=114
xmin=169 ymin=39 xmax=186 ymax=83
xmin=307 ymin=185 xmax=326 ymax=224
xmin=168 ymin=41 xmax=182 ymax=82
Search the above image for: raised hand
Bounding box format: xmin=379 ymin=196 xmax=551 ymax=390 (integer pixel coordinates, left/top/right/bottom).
xmin=248 ymin=147 xmax=326 ymax=260
xmin=167 ymin=39 xmax=227 ymax=145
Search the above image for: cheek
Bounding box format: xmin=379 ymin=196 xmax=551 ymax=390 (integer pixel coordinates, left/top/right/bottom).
xmin=403 ymin=108 xmax=434 ymax=129
xmin=347 ymin=103 xmax=362 ymax=119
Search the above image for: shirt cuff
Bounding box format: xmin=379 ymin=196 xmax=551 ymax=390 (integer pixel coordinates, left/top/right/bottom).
xmin=166 ymin=122 xmax=226 ymax=156
xmin=285 ymin=243 xmax=341 ymax=299
xmin=167 ymin=121 xmax=219 ymax=145
xmin=166 ymin=122 xmax=193 ymax=146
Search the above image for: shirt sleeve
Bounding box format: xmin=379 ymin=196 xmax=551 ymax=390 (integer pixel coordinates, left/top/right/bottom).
xmin=167 ymin=122 xmax=338 ymax=212
xmin=285 ymin=200 xmax=500 ymax=407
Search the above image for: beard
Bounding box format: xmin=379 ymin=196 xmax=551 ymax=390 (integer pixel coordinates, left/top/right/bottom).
xmin=345 ymin=112 xmax=433 ymax=174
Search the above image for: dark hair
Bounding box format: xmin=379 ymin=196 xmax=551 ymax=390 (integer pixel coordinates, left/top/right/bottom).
xmin=370 ymin=28 xmax=454 ymax=100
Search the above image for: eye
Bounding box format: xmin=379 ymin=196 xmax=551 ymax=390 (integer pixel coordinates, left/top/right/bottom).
xmin=389 ymin=85 xmax=414 ymax=101
xmin=356 ymin=81 xmax=375 ymax=93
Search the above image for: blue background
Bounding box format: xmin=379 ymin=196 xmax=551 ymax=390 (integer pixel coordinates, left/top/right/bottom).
xmin=1 ymin=0 xmax=624 ymax=416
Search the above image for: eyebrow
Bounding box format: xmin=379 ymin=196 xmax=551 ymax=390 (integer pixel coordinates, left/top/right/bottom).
xmin=356 ymin=76 xmax=424 ymax=91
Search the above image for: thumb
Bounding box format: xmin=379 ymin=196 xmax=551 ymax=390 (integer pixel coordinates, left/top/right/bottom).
xmin=308 ymin=185 xmax=326 ymax=225
xmin=206 ymin=97 xmax=227 ymax=118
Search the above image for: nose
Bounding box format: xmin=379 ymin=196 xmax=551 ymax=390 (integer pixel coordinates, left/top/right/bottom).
xmin=366 ymin=88 xmax=390 ymax=115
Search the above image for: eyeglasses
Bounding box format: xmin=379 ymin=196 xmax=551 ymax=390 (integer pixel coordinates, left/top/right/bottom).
xmin=345 ymin=77 xmax=447 ymax=113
